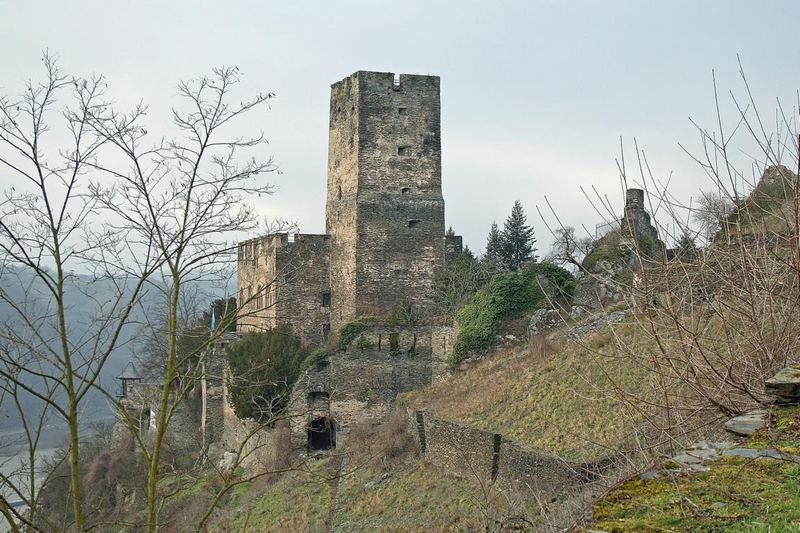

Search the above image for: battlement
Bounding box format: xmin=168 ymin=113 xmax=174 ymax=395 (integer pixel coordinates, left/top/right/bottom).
xmin=332 ymin=71 xmax=440 ymax=91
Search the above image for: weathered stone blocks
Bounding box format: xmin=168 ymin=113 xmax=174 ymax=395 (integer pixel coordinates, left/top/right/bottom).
xmin=765 ymin=367 xmax=800 ymax=404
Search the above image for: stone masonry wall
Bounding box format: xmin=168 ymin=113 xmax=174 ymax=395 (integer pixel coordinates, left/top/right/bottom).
xmin=326 ymin=71 xmax=446 ymax=329
xmin=355 ymin=72 xmax=445 ymax=320
xmin=287 ymin=325 xmax=453 ymax=450
xmin=274 ymin=234 xmax=331 ymax=344
xmin=408 ymin=410 xmax=586 ymax=500
xmin=237 ymin=234 xmax=281 ymax=332
xmin=326 ymin=73 xmax=361 ymax=330
xmin=237 ymin=233 xmax=331 ymax=345
xmin=220 ymin=366 xmax=276 ymax=475
xmin=620 ymin=188 xmax=664 ymax=259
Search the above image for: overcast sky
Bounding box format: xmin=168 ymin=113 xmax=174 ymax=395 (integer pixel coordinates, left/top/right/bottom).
xmin=3 ymin=0 xmax=799 ymax=253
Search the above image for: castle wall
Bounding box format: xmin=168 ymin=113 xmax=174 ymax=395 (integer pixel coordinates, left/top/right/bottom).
xmin=327 ymin=74 xmax=361 ymax=330
xmin=355 ymin=73 xmax=445 ymax=320
xmin=274 ymin=234 xmax=331 ymax=344
xmin=620 ymin=188 xmax=664 ymax=259
xmin=407 ymin=410 xmax=589 ymax=500
xmin=237 ymin=233 xmax=331 ymax=345
xmin=237 ymin=235 xmax=281 ymax=332
xmin=220 ymin=364 xmax=278 ymax=475
xmin=287 ymin=325 xmax=453 ymax=450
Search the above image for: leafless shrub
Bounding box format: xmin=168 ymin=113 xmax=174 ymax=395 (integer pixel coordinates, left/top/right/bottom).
xmin=563 ymin=60 xmax=800 ymax=462
xmin=529 ymin=334 xmax=557 ymax=359
xmin=347 ymin=410 xmax=418 ymax=468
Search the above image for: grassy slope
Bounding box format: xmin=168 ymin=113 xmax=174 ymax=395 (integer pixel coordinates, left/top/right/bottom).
xmin=213 ymin=461 xmax=334 ymax=532
xmin=590 ymin=406 xmax=800 ymax=532
xmin=200 ymin=456 xmax=511 ymax=532
xmin=333 ymin=458 xmax=502 ymax=532
xmin=402 ymin=317 xmax=656 ymax=461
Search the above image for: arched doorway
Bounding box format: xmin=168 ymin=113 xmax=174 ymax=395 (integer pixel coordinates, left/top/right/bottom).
xmin=307 ymin=416 xmax=335 ymax=451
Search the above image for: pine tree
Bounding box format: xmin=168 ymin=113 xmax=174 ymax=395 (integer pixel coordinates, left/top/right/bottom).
xmin=676 ymin=231 xmax=698 ymax=261
xmin=500 ymin=200 xmax=537 ymax=271
xmin=485 ymin=221 xmax=503 ymax=264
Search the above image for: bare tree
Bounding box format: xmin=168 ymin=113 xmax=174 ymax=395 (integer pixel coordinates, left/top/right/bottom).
xmin=693 ymin=190 xmax=735 ymax=241
xmin=573 ymin=62 xmax=800 ymax=463
xmin=0 ymin=54 xmax=314 ymax=533
xmin=545 ymin=226 xmax=594 ymax=272
xmin=83 ymin=66 xmax=284 ymax=532
xmin=0 ymin=54 xmax=159 ymax=531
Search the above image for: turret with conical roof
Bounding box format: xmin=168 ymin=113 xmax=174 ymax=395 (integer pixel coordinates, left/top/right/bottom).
xmin=117 ymin=361 xmax=141 ymax=398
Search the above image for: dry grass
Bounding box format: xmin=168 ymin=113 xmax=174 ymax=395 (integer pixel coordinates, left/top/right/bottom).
xmin=529 ymin=334 xmax=558 ymax=359
xmin=401 ymin=316 xmax=688 ymax=461
xmin=347 ymin=409 xmax=419 ymax=468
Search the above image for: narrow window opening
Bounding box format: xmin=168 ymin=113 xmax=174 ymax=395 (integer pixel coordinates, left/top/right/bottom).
xmin=288 ymin=233 xmax=296 ymax=243
xmin=397 ymin=146 xmax=408 ymax=156
xmin=398 ymin=107 xmax=408 ymax=115
xmin=321 ymin=291 xmax=332 ymax=307
xmin=308 ymin=391 xmax=330 ymax=403
xmin=408 ymin=219 xmax=421 ymax=228
xmin=392 ymin=73 xmax=401 ymax=88
xmin=401 ymin=187 xmax=411 ymax=194
xmin=337 ymin=185 xmax=342 ymax=200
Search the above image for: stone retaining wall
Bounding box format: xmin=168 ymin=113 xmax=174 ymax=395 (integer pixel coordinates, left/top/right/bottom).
xmin=408 ymin=410 xmax=594 ymax=499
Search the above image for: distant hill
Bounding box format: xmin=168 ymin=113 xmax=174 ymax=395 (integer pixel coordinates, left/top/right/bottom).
xmin=0 ymin=266 xmax=230 ymax=432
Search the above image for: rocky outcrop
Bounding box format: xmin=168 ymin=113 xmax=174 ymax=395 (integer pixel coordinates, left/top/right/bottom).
xmin=765 ymin=367 xmax=800 ymax=404
xmin=722 ymin=366 xmax=800 ymax=438
xmin=723 ymin=410 xmax=771 ymax=436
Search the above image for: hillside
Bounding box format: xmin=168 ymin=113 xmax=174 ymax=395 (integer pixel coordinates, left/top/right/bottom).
xmin=402 ymin=308 xmax=727 ymax=462
xmin=586 ymin=405 xmax=800 ymax=531
xmin=154 ymin=414 xmax=530 ymax=532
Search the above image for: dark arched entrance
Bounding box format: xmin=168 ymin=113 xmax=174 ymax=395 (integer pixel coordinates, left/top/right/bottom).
xmin=307 ymin=416 xmax=335 ymax=451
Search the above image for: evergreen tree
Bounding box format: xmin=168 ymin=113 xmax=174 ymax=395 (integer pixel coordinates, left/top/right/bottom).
xmin=433 ymin=246 xmax=488 ymax=314
xmin=676 ymin=231 xmax=698 ymax=261
xmin=484 ymin=221 xmax=504 ymax=268
xmin=500 ymin=200 xmax=537 ymax=271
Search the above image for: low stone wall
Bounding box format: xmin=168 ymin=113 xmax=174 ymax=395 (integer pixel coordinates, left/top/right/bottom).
xmin=221 ymin=415 xmax=277 ymax=474
xmin=113 ymin=383 xmax=201 ymax=454
xmin=220 ymin=363 xmax=279 ymax=475
xmin=408 ymin=410 xmax=587 ymax=499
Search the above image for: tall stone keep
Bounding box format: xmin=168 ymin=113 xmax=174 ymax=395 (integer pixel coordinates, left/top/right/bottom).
xmin=326 ymin=72 xmax=446 ymax=329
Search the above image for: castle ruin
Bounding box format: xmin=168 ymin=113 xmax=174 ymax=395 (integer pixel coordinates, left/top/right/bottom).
xmin=237 ymin=71 xmax=462 ymax=344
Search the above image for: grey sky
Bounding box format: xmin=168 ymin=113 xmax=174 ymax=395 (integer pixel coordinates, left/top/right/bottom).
xmin=2 ymin=0 xmax=799 ymax=253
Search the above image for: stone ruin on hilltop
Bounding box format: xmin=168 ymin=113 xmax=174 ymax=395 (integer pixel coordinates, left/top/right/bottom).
xmin=114 ymin=71 xmax=462 ymax=458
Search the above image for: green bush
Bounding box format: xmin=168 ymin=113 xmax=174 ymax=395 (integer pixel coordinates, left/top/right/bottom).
xmin=355 ymin=334 xmax=371 ymax=351
xmin=536 ymin=261 xmax=577 ymax=297
xmin=302 ymin=346 xmax=332 ymax=369
xmin=336 ymin=316 xmax=379 ymax=351
xmin=449 ymin=262 xmax=574 ymax=364
xmin=225 ymin=325 xmax=308 ymax=421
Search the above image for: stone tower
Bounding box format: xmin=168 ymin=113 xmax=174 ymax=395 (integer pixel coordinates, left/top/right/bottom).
xmin=326 ymin=71 xmax=446 ymax=329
